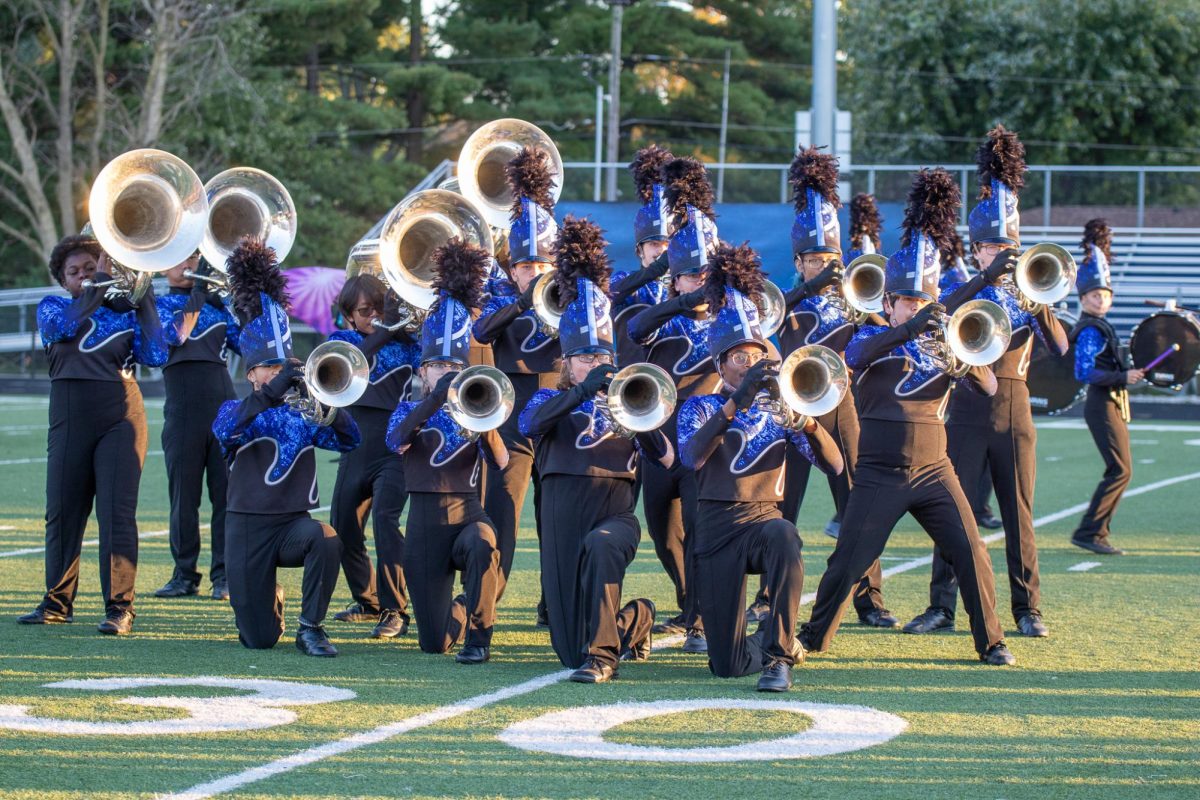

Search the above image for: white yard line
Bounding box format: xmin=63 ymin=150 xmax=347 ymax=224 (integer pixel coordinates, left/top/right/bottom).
xmin=154 ymin=469 xmax=1200 ymax=799
xmin=0 ymin=449 xmax=165 ymax=467
xmin=1067 ymin=562 xmax=1102 ymax=572
xmin=1037 ymin=420 xmax=1200 ymax=432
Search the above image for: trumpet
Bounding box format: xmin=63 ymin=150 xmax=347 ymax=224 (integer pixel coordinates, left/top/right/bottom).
xmin=1007 ymin=242 xmax=1077 ymax=311
xmin=457 ymin=118 xmax=563 ymax=231
xmin=444 ymin=365 xmax=515 ymax=435
xmin=199 ymin=167 xmax=297 ymax=272
xmin=373 ymin=189 xmax=494 ymax=333
xmin=841 ymin=253 xmax=887 ymax=318
xmin=530 ymin=270 xmax=568 ymax=337
xmin=916 ymin=299 xmax=1012 ymax=376
xmin=758 ymin=345 xmax=848 ymax=427
xmin=596 ymin=363 xmax=677 ymax=437
xmin=286 ymin=340 xmax=369 ymax=425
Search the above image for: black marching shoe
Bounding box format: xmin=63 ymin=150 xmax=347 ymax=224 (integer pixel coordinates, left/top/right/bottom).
xmin=154 ymin=577 xmax=199 ymax=598
xmin=620 ymin=600 xmax=654 ymax=662
xmin=981 ymin=642 xmax=1016 ymax=666
xmin=903 ymin=607 xmax=955 ymax=634
xmin=535 ymin=601 xmax=549 ymax=628
xmin=651 ymin=613 xmax=687 ymax=635
xmin=757 ymin=659 xmax=793 ymax=692
xmin=17 ymin=607 xmax=73 ymax=625
xmin=211 ymin=581 xmax=229 ymax=601
xmin=97 ymin=609 xmax=135 ymax=635
xmin=976 ymin=512 xmax=1003 ymax=530
xmin=744 ymin=600 xmax=770 ymax=624
xmin=570 ymin=657 xmax=618 ymax=683
xmin=1071 ymin=535 xmax=1124 ymax=556
xmin=858 ymin=608 xmax=901 ymax=628
xmin=1017 ymin=613 xmax=1049 ymax=638
xmin=333 ymin=602 xmax=379 ymax=623
xmin=296 ymin=624 xmax=338 ymax=657
xmin=455 ymin=644 xmax=490 ymax=664
xmin=370 ymin=609 xmax=409 ymax=639
xmin=683 ymin=628 xmax=708 ymax=653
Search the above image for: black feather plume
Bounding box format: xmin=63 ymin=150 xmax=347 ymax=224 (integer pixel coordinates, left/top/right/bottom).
xmin=553 ymin=215 xmax=611 ymax=305
xmin=227 ymin=238 xmax=289 ymax=323
xmin=703 ymin=241 xmax=765 ymax=312
xmin=506 ymin=145 xmax=556 ymax=219
xmin=789 ymin=146 xmax=841 ymax=213
xmin=629 ymin=145 xmax=674 ymax=204
xmin=976 ymin=124 xmax=1026 ymax=198
xmin=900 ymin=168 xmax=961 ymax=257
xmin=848 ymin=192 xmax=882 ymax=252
xmin=1081 ymin=218 xmax=1113 ymax=264
xmin=661 ymin=157 xmax=715 ymax=228
xmin=432 ymin=238 xmax=489 ymax=310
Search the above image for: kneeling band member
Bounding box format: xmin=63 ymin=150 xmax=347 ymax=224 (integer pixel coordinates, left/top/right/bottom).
xmin=387 ymin=240 xmax=507 ymax=664
xmin=518 ymin=218 xmax=662 ymax=683
xmin=678 ymin=244 xmax=843 ymax=693
xmin=799 ymin=169 xmax=1014 ymax=666
xmin=214 ymin=242 xmax=360 ymax=657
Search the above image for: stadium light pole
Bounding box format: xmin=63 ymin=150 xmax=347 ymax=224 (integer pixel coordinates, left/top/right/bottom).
xmin=605 ymin=0 xmax=632 ymax=202
xmin=812 ymin=0 xmax=837 ymax=150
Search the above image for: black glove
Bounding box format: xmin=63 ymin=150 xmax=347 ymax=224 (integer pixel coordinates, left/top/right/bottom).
xmin=729 ymin=359 xmax=778 ymax=411
xmin=205 ymin=291 xmax=227 ymax=310
xmin=262 ymin=357 xmax=304 ymax=404
xmin=804 ymin=259 xmax=844 ymax=294
xmin=517 ymin=275 xmax=541 ymax=312
xmin=647 ymin=250 xmax=670 ymax=279
xmin=983 ymin=249 xmax=1018 ymax=283
xmin=382 ymin=291 xmax=404 ymax=326
xmin=184 ymin=285 xmax=209 ymax=314
xmin=902 ymin=302 xmax=945 ymax=339
xmin=578 ymin=363 xmax=616 ymax=397
xmin=677 ymin=288 xmax=707 ymax=309
xmin=427 ymin=370 xmax=459 ymax=405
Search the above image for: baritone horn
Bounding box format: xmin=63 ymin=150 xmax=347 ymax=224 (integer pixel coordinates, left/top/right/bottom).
xmin=842 ymin=253 xmax=887 ymax=316
xmin=375 ymin=189 xmax=494 ymax=332
xmin=758 ymin=281 xmax=787 ymax=337
xmin=1012 ymin=242 xmax=1076 ymax=308
xmin=604 ymin=363 xmax=677 ymax=436
xmin=531 ymin=270 xmax=569 ymax=336
xmin=198 ymin=167 xmax=297 ymax=275
xmin=457 ymin=118 xmax=563 ymax=231
xmin=445 ymin=365 xmax=515 ymax=434
xmin=287 ymin=340 xmax=369 ymax=424
xmin=769 ymin=345 xmax=849 ymax=424
xmin=943 ymin=298 xmax=1012 ymax=367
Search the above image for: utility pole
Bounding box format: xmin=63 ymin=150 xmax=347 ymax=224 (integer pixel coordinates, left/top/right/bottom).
xmin=605 ymin=1 xmax=631 ymax=201
xmin=811 ymin=0 xmax=836 ymax=150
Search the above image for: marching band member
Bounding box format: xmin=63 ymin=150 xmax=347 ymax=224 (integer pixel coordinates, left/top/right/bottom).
xmin=799 ymin=169 xmax=1015 ymax=667
xmin=213 ymin=241 xmax=360 ymax=656
xmin=472 ymin=146 xmax=561 ymax=620
xmin=518 ymin=217 xmax=662 ymax=683
xmin=327 ymin=274 xmax=420 ymax=637
xmin=154 ymin=254 xmax=240 ymax=601
xmin=906 ymin=127 xmax=1066 ymax=639
xmin=845 ymin=191 xmax=883 ymax=262
xmin=771 ymin=148 xmax=893 ymax=629
xmin=678 ymin=243 xmax=843 ymax=692
xmin=628 ymin=156 xmax=722 ymax=652
xmin=389 ymin=240 xmax=507 ymax=663
xmin=19 ymin=235 xmax=167 ymax=634
xmin=1069 ymin=219 xmax=1135 ymax=556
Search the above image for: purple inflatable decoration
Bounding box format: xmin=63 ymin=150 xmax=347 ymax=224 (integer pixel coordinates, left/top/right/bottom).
xmin=283 ymin=266 xmax=345 ymax=335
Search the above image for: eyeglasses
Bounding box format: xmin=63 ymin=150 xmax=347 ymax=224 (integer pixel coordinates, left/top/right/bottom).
xmin=425 ymin=361 xmax=459 ymax=371
xmin=726 ymin=350 xmax=769 ymax=367
xmin=977 ymin=243 xmax=1014 ymax=256
xmin=573 ymin=353 xmax=613 ymax=366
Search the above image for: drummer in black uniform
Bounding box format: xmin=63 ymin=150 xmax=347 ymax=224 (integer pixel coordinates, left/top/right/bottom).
xmin=1070 ymin=219 xmax=1137 ymax=555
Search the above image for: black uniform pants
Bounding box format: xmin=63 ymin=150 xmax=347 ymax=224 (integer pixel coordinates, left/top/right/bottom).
xmin=1074 ymin=387 xmax=1132 ymax=542
xmin=935 ymin=380 xmax=1041 ymax=621
xmin=330 ymin=408 xmax=409 ymax=617
xmin=694 ymin=501 xmax=804 ymax=678
xmin=162 ymin=365 xmax=232 ymax=585
xmin=484 ymin=431 xmax=542 ymax=601
xmin=225 ymin=510 xmax=342 ymax=648
xmin=539 ymin=475 xmax=655 ymax=669
xmin=42 ymin=380 xmax=147 ymax=616
xmin=803 ymin=459 xmax=1004 ymax=656
xmin=640 ymin=457 xmax=702 ymax=629
xmin=405 ymin=492 xmax=500 ymax=653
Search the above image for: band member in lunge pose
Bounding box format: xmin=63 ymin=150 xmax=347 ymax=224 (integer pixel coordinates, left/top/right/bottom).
xmin=327 ymin=275 xmax=421 ymax=638
xmin=518 ymin=217 xmax=663 ymax=683
xmin=1069 ymin=219 xmax=1135 ymax=556
xmin=678 ymin=243 xmax=843 ymax=692
xmin=906 ymin=126 xmax=1066 ymax=639
xmin=627 ymin=157 xmax=722 ymax=652
xmin=472 ymin=147 xmax=560 ymax=620
xmin=389 ymin=239 xmax=508 ymax=663
xmin=799 ymin=169 xmax=1015 ymax=667
xmin=214 ymin=241 xmax=360 ymax=656
xmin=154 ymin=254 xmax=240 ymax=602
xmin=19 ymin=235 xmax=167 ymax=635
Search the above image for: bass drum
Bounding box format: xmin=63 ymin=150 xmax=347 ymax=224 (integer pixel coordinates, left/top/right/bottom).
xmin=1130 ymin=309 xmax=1200 ymax=390
xmin=1027 ymin=308 xmax=1083 ymax=415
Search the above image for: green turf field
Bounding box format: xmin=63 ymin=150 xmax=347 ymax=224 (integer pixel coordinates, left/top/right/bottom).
xmin=0 ymin=394 xmax=1197 ymax=800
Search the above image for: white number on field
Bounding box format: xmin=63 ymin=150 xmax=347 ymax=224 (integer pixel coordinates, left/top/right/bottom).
xmin=498 ymin=699 xmax=907 ymax=762
xmin=0 ymin=677 xmax=354 ymax=735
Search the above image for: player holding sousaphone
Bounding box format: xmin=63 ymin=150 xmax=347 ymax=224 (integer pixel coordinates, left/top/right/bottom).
xmin=906 ymin=126 xmax=1070 ymax=640
xmin=518 ymin=218 xmax=667 ymax=683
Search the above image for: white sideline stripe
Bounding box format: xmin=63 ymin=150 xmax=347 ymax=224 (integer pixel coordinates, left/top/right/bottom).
xmin=1068 ymin=561 xmax=1102 ymax=572
xmin=155 ymin=470 xmax=1200 ymax=799
xmin=0 ymin=449 xmax=165 ymax=467
xmin=0 ymin=505 xmax=332 ymax=559
xmin=1037 ymin=420 xmax=1200 ymax=432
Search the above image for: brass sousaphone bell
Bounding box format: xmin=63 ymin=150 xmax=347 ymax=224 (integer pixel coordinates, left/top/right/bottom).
xmin=457 ymin=118 xmax=563 ymax=232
